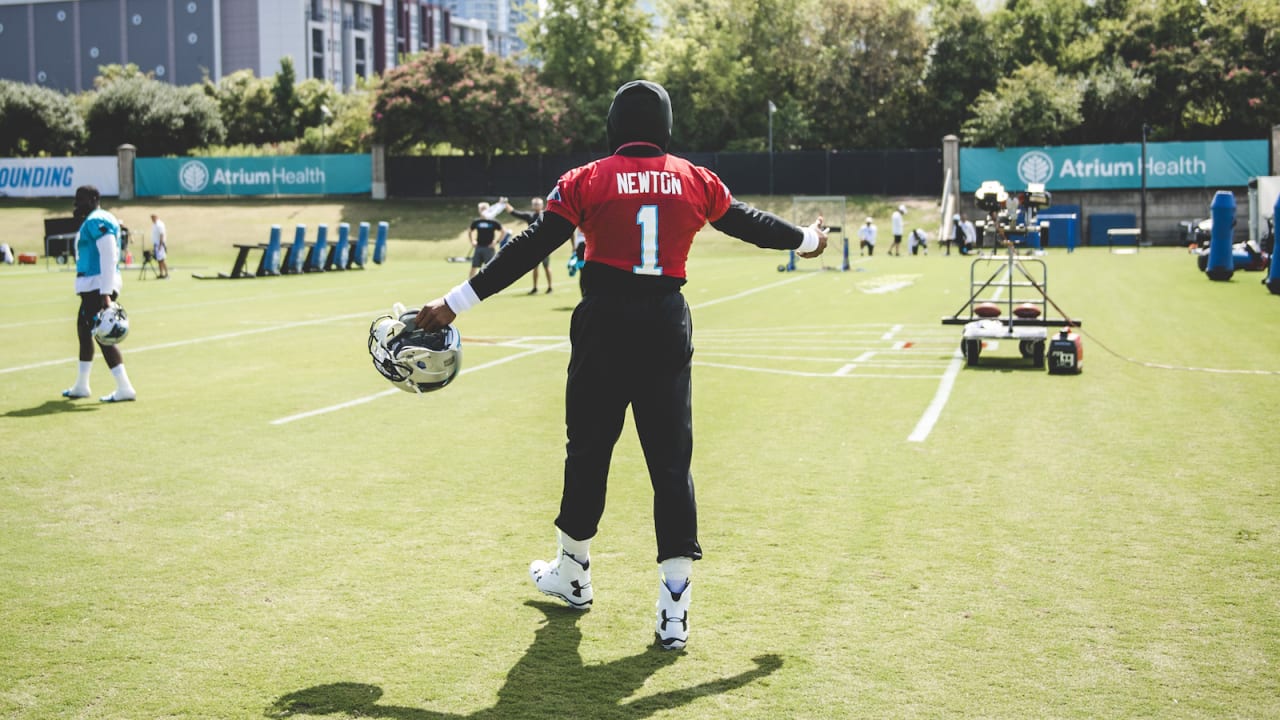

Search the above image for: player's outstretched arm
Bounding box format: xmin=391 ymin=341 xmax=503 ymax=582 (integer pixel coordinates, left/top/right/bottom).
xmin=711 ymin=201 xmax=826 ymax=256
xmin=415 ymin=212 xmax=575 ymax=332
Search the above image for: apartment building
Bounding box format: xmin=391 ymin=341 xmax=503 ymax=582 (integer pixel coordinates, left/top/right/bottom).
xmin=0 ymin=0 xmax=521 ymax=93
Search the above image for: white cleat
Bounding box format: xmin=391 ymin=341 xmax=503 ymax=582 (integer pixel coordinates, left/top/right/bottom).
xmin=99 ymin=390 xmax=136 ymax=403
xmin=529 ymin=549 xmax=592 ymax=610
xmin=62 ymin=387 xmax=91 ymax=399
xmin=655 ymin=577 xmax=691 ymax=650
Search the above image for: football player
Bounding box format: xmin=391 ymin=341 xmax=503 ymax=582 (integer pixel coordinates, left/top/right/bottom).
xmin=62 ymin=185 xmax=137 ymax=403
xmin=509 ymin=197 xmax=553 ymax=294
xmin=414 ymin=80 xmax=826 ymax=650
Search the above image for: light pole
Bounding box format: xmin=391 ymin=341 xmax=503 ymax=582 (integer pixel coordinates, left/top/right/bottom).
xmin=321 ymin=104 xmax=333 ymax=151
xmin=768 ymin=100 xmax=776 ymax=195
xmin=1141 ymin=123 xmax=1149 ymax=246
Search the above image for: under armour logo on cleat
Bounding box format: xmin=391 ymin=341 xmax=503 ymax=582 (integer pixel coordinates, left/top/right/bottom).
xmin=570 ymin=580 xmax=590 ymax=598
xmin=658 ymin=610 xmax=688 ymax=632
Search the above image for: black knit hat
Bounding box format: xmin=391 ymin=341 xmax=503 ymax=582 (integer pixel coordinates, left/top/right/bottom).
xmin=606 ymin=80 xmax=672 ymax=153
xmin=74 ymin=185 xmax=100 ymax=206
xmin=73 ymin=185 xmax=100 ymax=220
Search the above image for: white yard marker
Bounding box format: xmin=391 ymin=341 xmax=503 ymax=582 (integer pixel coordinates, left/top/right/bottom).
xmin=270 ymin=274 xmax=821 ymax=425
xmin=0 ymin=310 xmax=377 ymax=376
xmin=908 ymin=350 xmax=965 ymax=443
xmin=269 ymin=341 xmax=570 ymax=425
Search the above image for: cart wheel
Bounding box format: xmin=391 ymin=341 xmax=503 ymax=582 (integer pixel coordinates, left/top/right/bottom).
xmin=1019 ymin=340 xmax=1035 ymax=358
xmin=1032 ymin=340 xmax=1045 ymax=369
xmin=963 ymin=339 xmax=981 ymax=366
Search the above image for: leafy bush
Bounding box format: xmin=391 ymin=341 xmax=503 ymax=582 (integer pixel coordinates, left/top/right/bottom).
xmin=85 ymin=74 xmax=224 ymax=156
xmin=372 ymin=46 xmax=570 ymax=156
xmin=0 ymin=80 xmax=85 ymax=156
xmin=207 ymin=69 xmax=278 ymax=146
xmin=296 ymin=85 xmax=375 ymax=154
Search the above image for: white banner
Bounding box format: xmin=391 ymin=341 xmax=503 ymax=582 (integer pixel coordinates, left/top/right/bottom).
xmin=0 ymin=157 xmax=119 ymax=198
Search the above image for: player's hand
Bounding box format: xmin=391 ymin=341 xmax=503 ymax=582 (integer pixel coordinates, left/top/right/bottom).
xmin=415 ymin=298 xmax=456 ymax=332
xmin=797 ymin=216 xmax=828 ymax=259
xmin=100 ymin=294 xmax=112 ymax=310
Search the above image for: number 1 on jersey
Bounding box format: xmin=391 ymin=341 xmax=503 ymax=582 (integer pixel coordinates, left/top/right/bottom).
xmin=633 ymin=204 xmax=662 ymax=276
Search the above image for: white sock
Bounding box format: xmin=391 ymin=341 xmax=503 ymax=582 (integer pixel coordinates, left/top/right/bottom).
xmin=660 ymin=557 xmax=693 ymax=591
xmin=558 ymin=530 xmax=591 ymax=568
xmin=110 ymin=364 xmax=136 ymax=396
xmin=72 ymin=361 xmax=93 ymax=391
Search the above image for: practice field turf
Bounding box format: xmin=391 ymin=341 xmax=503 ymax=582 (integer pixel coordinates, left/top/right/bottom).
xmin=1 ymin=198 xmax=1277 ymax=719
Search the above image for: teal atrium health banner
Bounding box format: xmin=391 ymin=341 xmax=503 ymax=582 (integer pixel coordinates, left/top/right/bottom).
xmin=135 ymin=155 xmax=371 ymax=197
xmin=959 ymin=140 xmax=1267 ymax=192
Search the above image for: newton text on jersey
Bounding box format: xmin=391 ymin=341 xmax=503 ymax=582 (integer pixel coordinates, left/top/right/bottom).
xmin=615 ymin=171 xmax=684 ymax=196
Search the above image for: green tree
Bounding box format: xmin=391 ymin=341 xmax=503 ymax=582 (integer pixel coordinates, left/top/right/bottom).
xmin=801 ymin=0 xmax=930 ymax=148
xmin=914 ymin=0 xmax=999 ymax=144
xmin=518 ymin=0 xmax=651 ymax=150
xmin=0 ymin=80 xmax=84 ymax=156
xmin=294 ymin=77 xmax=338 ymax=133
xmin=85 ymin=74 xmax=224 ymax=156
xmin=651 ymin=0 xmax=811 ymax=151
xmin=92 ymin=62 xmax=150 ymax=88
xmin=371 ymin=46 xmax=570 ymax=156
xmin=988 ymin=0 xmax=1089 ymax=73
xmin=272 ymin=56 xmax=301 ymax=140
xmin=1067 ymin=58 xmax=1151 ymax=144
xmin=297 ymin=78 xmax=376 ymax=154
xmin=961 ymin=61 xmax=1082 ymax=147
xmin=207 ymin=69 xmax=277 ymax=145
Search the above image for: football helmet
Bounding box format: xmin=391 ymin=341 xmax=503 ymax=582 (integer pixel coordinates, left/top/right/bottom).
xmin=368 ymin=303 xmax=462 ymax=394
xmin=92 ymin=304 xmax=130 ymax=345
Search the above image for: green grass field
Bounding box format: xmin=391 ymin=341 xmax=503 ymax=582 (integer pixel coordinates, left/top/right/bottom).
xmin=1 ymin=197 xmax=1278 ymax=719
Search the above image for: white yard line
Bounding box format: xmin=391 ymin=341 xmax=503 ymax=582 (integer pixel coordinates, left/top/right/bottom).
xmin=687 ymin=272 xmax=815 ymax=310
xmin=0 ymin=310 xmax=377 ymax=375
xmin=907 ymin=350 xmax=965 ymax=443
xmin=269 ymin=341 xmax=570 ymax=425
xmin=695 ymin=360 xmax=944 ymax=380
xmin=270 ymin=273 xmax=822 ymax=425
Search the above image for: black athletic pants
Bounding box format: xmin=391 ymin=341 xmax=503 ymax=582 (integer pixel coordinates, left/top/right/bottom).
xmin=557 ymin=291 xmax=703 ymax=563
xmin=77 ymin=290 xmax=120 ymax=365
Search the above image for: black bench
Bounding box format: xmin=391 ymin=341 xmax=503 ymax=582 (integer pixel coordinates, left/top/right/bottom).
xmin=193 ymin=243 xmax=278 ymax=280
xmin=43 ymin=217 xmax=79 ymax=268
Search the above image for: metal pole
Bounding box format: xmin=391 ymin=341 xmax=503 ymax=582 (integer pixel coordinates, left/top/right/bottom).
xmin=1141 ymin=124 xmax=1149 ymax=245
xmin=768 ymin=102 xmax=774 ymax=196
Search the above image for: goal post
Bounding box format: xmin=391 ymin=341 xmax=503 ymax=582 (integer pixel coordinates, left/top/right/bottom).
xmin=781 ymin=195 xmax=848 ymax=271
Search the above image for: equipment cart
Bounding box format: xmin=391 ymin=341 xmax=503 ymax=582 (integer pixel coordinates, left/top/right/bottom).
xmin=943 ymin=181 xmax=1082 ymax=370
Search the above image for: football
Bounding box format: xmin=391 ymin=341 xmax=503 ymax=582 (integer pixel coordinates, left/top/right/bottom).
xmin=973 ymin=302 xmax=1001 ymax=318
xmin=1014 ymin=303 xmax=1042 ymax=319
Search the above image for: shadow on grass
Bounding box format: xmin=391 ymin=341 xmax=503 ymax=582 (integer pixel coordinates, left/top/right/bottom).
xmin=963 ymin=357 xmax=1047 ymax=373
xmin=3 ymin=399 xmax=100 ymax=418
xmin=266 ymin=600 xmax=782 ymax=720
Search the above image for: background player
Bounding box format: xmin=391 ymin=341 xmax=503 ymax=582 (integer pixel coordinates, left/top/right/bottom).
xmin=510 ymin=197 xmax=553 ymax=294
xmin=468 ymin=203 xmax=506 ymax=279
xmin=62 ymin=185 xmax=136 ymax=403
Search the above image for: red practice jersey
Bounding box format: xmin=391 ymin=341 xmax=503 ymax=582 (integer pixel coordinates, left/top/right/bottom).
xmin=545 ymin=149 xmax=734 ymax=279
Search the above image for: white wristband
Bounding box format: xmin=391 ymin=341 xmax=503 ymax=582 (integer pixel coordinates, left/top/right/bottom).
xmin=442 ymin=281 xmax=481 ymax=314
xmin=796 ymin=226 xmax=820 ymax=254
